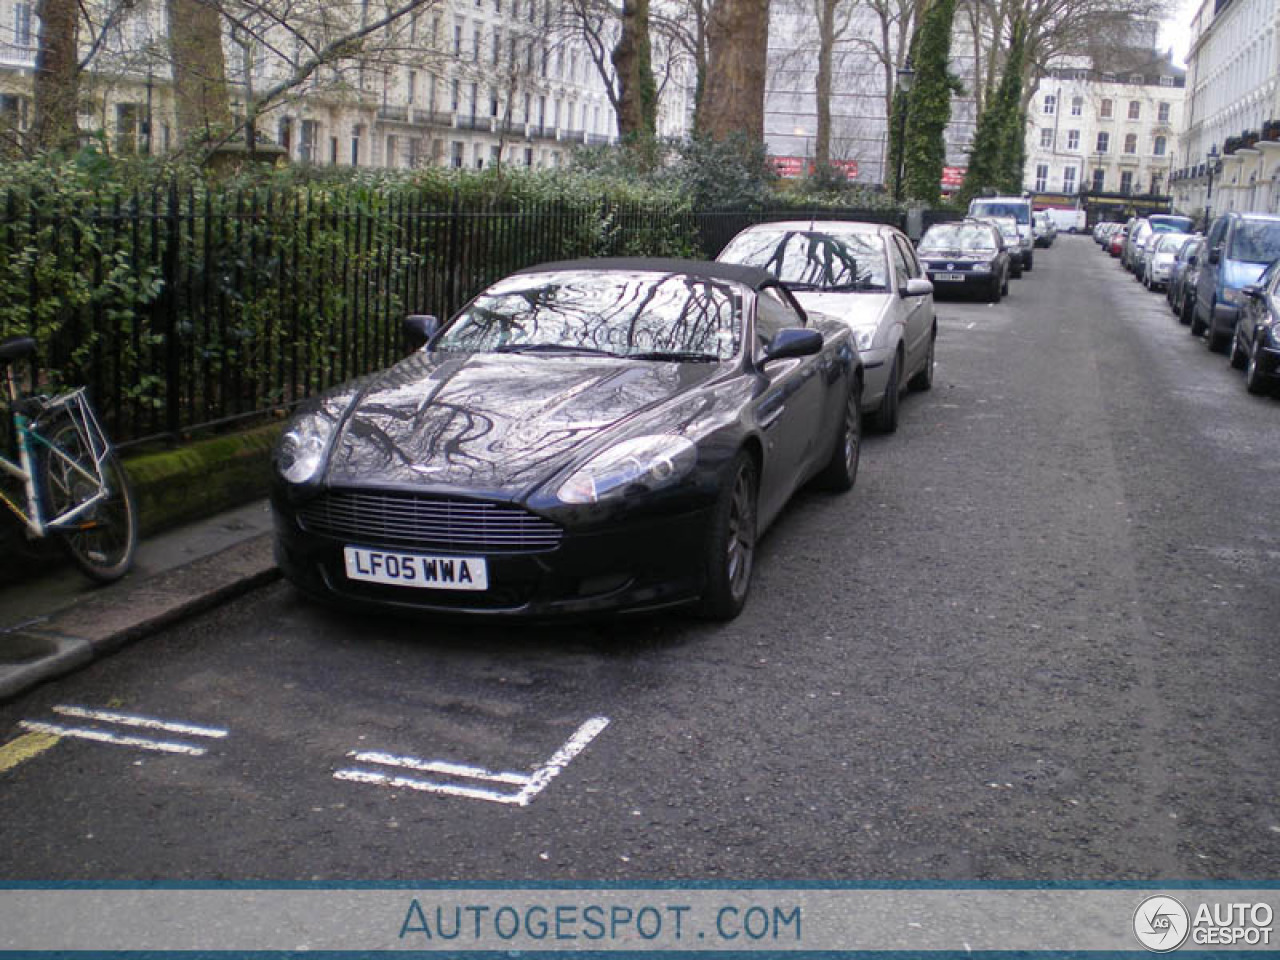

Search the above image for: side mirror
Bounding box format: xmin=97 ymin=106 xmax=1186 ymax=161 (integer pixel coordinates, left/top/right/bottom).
xmin=1188 ymin=254 xmax=1199 ymax=266
xmin=1209 ymin=247 xmax=1221 ymax=264
xmin=901 ymin=277 xmax=934 ymax=299
xmin=405 ymin=314 xmax=441 ymax=350
xmin=1242 ymin=284 xmax=1263 ymax=300
xmin=763 ymin=327 xmax=823 ymax=363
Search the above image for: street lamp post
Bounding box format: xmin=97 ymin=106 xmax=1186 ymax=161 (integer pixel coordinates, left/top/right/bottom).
xmin=1204 ymin=144 xmax=1219 ymax=230
xmin=893 ymin=57 xmax=915 ymax=202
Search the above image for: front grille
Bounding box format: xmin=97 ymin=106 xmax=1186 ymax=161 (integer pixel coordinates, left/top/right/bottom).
xmin=298 ymin=490 xmax=563 ymax=554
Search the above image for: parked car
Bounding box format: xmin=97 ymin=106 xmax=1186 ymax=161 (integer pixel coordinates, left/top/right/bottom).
xmin=271 ymin=259 xmax=863 ymax=621
xmin=1033 ymin=210 xmax=1057 ymax=248
xmin=916 ymin=219 xmax=1011 ymax=303
xmin=1126 ymin=216 xmax=1197 ymax=275
xmin=968 ymin=196 xmax=1034 ymax=270
xmin=1122 ymin=219 xmax=1153 ymax=273
xmin=1175 ymin=237 xmax=1206 ymax=325
xmin=1232 ymin=259 xmax=1280 ymax=395
xmin=1149 ymin=213 xmax=1196 ymax=234
xmin=715 ymin=220 xmax=935 ymax=433
xmin=1167 ymin=236 xmax=1203 ymax=320
xmin=1142 ymin=232 xmax=1191 ymax=291
xmin=1108 ymin=224 xmax=1128 ymax=258
xmin=976 ymin=216 xmax=1025 ymax=278
xmin=1192 ymin=212 xmax=1280 ymax=352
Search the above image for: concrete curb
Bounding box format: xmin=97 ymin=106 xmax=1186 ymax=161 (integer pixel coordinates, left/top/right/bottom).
xmin=0 ymin=533 xmax=279 ymax=703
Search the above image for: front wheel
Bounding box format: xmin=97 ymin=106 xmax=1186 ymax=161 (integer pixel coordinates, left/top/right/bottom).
xmin=697 ymin=452 xmax=758 ymax=621
xmin=37 ymin=418 xmax=138 ymax=583
xmin=871 ymin=351 xmax=901 ymax=433
xmin=814 ymin=380 xmax=862 ymax=492
xmin=1246 ymin=342 xmax=1272 ymax=395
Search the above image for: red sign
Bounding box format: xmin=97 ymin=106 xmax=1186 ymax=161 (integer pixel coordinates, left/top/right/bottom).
xmin=941 ymin=166 xmax=967 ymax=188
xmin=768 ymin=157 xmax=860 ymax=180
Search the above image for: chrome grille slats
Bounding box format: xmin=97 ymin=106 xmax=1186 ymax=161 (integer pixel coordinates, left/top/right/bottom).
xmin=298 ymin=491 xmax=562 ymax=553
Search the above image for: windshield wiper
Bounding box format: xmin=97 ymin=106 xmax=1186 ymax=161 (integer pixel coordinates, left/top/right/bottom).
xmin=781 ymin=281 xmax=821 ymax=291
xmin=627 ymin=350 xmax=722 ymax=363
xmin=495 ymin=343 xmax=620 ymax=357
xmin=824 ymin=281 xmax=883 ymax=292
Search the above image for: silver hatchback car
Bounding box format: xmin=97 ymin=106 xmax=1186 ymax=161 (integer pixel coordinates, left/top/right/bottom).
xmin=716 ymin=220 xmax=937 ymax=433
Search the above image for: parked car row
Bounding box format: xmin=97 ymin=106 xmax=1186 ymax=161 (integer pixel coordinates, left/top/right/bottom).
xmin=272 ymin=221 xmax=941 ymax=622
xmin=1102 ymin=210 xmax=1280 ymax=397
xmin=916 ymin=195 xmax=1057 ymax=303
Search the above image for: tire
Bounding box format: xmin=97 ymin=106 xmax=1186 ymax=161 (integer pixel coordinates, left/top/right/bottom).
xmin=1024 ymin=253 xmax=1034 ymax=272
xmin=1246 ymin=342 xmax=1271 ymax=395
xmin=1001 ymin=271 xmax=1010 ymax=296
xmin=1180 ymin=293 xmax=1195 ymax=326
xmin=814 ymin=379 xmax=862 ymax=492
xmin=909 ymin=329 xmax=935 ymax=392
xmin=37 ymin=417 xmax=137 ymax=583
xmin=871 ymin=350 xmax=901 ymax=433
xmin=1229 ymin=333 xmax=1248 ymax=370
xmin=1206 ymin=321 xmax=1230 ymax=354
xmin=697 ymin=452 xmax=758 ymax=621
xmin=1190 ymin=301 xmax=1208 ymax=337
xmin=1011 ymin=261 xmax=1023 ymax=279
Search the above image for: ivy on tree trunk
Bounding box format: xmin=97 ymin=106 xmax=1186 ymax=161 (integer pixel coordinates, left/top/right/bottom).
xmin=902 ymin=0 xmax=957 ymax=203
xmin=31 ymin=0 xmax=79 ymax=153
xmin=960 ymin=16 xmax=1026 ymax=205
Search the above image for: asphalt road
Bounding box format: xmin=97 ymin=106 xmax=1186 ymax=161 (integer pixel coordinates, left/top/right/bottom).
xmin=2 ymin=235 xmax=1278 ymax=881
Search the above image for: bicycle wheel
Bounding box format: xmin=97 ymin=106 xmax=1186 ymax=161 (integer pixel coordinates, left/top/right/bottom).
xmin=37 ymin=417 xmax=138 ymax=582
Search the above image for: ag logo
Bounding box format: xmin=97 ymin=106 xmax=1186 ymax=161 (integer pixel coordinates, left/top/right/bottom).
xmin=1134 ymin=895 xmax=1190 ymax=952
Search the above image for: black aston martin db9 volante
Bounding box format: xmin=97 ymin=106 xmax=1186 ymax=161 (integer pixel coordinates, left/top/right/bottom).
xmin=271 ymin=259 xmax=863 ymax=621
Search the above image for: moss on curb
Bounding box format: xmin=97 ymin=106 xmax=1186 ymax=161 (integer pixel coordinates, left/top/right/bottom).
xmin=122 ymin=424 xmax=282 ymax=538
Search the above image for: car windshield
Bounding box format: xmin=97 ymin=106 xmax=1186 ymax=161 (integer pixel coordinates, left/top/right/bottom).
xmin=1151 ymin=215 xmax=1195 ymax=232
xmin=982 ymin=218 xmax=1018 ymax=240
xmin=434 ymin=270 xmax=744 ymax=360
xmin=717 ymin=228 xmax=889 ymax=292
xmin=919 ymin=224 xmax=997 ymax=252
xmin=970 ymin=201 xmax=1031 ymax=224
xmin=1228 ymin=221 xmax=1280 ymax=263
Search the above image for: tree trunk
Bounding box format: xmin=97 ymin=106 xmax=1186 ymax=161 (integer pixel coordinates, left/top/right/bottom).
xmin=700 ymin=0 xmax=769 ymax=141
xmin=166 ymin=0 xmax=232 ymax=146
xmin=813 ymin=0 xmax=836 ymax=168
xmin=31 ymin=0 xmax=80 ymax=152
xmin=611 ymin=0 xmax=658 ymax=139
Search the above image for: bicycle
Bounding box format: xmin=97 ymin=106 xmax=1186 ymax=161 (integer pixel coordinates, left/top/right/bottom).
xmin=1 ymin=335 xmax=138 ymax=582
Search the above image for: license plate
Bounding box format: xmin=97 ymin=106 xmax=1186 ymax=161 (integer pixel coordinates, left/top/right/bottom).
xmin=934 ymin=273 xmax=966 ymax=281
xmin=343 ymin=546 xmax=488 ymax=591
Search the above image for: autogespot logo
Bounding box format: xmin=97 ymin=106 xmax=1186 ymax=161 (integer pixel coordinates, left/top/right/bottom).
xmin=1134 ymin=895 xmax=1191 ymax=952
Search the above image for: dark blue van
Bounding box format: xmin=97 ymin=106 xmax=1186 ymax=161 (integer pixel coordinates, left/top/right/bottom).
xmin=1193 ymin=212 xmax=1280 ymax=352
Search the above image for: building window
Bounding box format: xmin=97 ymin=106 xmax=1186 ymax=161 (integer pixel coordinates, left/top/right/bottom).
xmin=492 ymin=29 xmax=501 ymax=64
xmin=300 ymin=119 xmax=318 ymax=163
xmin=1128 ymin=100 xmax=1140 ymax=120
xmin=385 ymin=134 xmax=397 ymax=168
xmin=1158 ymin=102 xmax=1171 ymax=124
xmin=524 ymin=147 xmax=534 ymax=166
xmin=1035 ymin=164 xmax=1049 ymax=192
xmin=451 ymin=79 xmax=460 ymax=111
xmin=473 ymin=27 xmax=481 ymax=60
xmin=1071 ymin=96 xmax=1083 ymax=116
xmin=407 ymin=70 xmax=417 ymax=104
xmin=1120 ymin=170 xmax=1134 ymax=194
xmin=330 ymin=137 xmax=339 ymax=165
xmin=1043 ymin=94 xmax=1056 ymax=115
xmin=1063 ymin=166 xmax=1077 ymax=193
xmin=1153 ymin=135 xmax=1167 ymax=156
xmin=13 ymin=2 xmax=32 ymax=46
xmin=1040 ymin=127 xmax=1054 ymax=149
xmin=469 ymin=82 xmax=478 ymax=120
xmin=451 ymin=141 xmax=464 ymax=167
xmin=1092 ymin=168 xmax=1105 ymax=192
xmin=1159 ymin=75 xmax=1174 ymax=86
xmin=1067 ymin=129 xmax=1079 ymax=151
xmin=1096 ymin=131 xmax=1110 ymax=153
xmin=453 ymin=24 xmax=462 ymax=55
xmin=114 ymin=103 xmax=140 ymax=155
xmin=1124 ymin=133 xmax=1137 ymax=154
xmin=490 ymin=89 xmax=499 ymax=117
xmin=1100 ymin=98 xmax=1113 ymax=119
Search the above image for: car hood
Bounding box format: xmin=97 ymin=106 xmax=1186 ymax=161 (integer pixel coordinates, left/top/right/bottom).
xmin=1224 ymin=259 xmax=1268 ymax=290
xmin=791 ymin=291 xmax=890 ymax=341
xmin=323 ymin=351 xmax=723 ymax=494
xmin=919 ymin=251 xmax=996 ymax=263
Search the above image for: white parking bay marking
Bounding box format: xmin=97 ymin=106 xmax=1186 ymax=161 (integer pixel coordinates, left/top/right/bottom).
xmin=18 ymin=721 xmax=209 ymax=756
xmin=52 ymin=705 xmax=228 ymax=739
xmin=334 ymin=716 xmax=610 ymax=807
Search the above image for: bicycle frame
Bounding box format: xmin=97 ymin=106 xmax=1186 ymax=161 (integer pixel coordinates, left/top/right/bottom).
xmin=1 ymin=365 xmax=111 ymax=539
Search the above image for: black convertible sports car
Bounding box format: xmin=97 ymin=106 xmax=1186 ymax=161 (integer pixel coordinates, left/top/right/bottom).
xmin=271 ymin=259 xmax=863 ymax=620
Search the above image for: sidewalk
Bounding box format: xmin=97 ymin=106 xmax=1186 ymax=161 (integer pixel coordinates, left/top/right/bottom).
xmin=0 ymin=500 xmax=279 ymax=702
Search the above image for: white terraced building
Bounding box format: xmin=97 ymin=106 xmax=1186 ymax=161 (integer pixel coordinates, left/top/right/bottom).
xmin=1171 ymin=0 xmax=1280 ymax=221
xmin=0 ymin=0 xmax=695 ymax=168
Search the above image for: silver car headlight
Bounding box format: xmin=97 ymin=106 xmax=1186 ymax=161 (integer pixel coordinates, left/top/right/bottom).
xmin=853 ymin=327 xmax=876 ymax=351
xmin=277 ymin=412 xmax=335 ymax=485
xmin=557 ymin=435 xmax=697 ymax=504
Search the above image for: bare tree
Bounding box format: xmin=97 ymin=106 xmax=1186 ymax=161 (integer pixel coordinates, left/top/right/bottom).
xmin=31 ymin=0 xmax=81 ymax=150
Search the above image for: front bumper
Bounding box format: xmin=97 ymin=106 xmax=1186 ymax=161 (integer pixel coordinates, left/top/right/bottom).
xmin=272 ymin=489 xmax=717 ymax=620
xmin=924 ymin=266 xmax=996 ymax=297
xmin=1255 ymin=343 xmax=1280 ymax=381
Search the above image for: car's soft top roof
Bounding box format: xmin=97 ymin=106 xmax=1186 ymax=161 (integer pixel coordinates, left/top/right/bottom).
xmin=514 ymin=258 xmax=777 ymax=291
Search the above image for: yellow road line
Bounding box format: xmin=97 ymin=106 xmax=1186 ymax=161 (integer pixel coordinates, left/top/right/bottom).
xmin=0 ymin=730 xmax=61 ymax=774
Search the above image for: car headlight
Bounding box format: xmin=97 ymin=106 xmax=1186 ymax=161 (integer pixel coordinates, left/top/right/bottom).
xmin=1265 ymin=322 xmax=1280 ymax=346
xmin=557 ymin=435 xmax=697 ymax=504
xmin=277 ymin=412 xmax=335 ymax=484
xmin=1224 ymin=287 xmax=1245 ymax=306
xmin=852 ymin=327 xmax=876 ymax=351
xmin=970 ymin=261 xmax=990 ymax=273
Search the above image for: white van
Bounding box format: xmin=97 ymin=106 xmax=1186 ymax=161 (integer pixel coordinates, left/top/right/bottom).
xmin=968 ymin=196 xmax=1035 ymax=271
xmin=1045 ymin=208 xmax=1087 ymax=234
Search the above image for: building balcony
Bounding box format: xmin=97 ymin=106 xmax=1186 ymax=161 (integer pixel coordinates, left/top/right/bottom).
xmin=377 ymin=104 xmax=410 ymax=122
xmin=411 ymin=109 xmax=456 ymax=127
